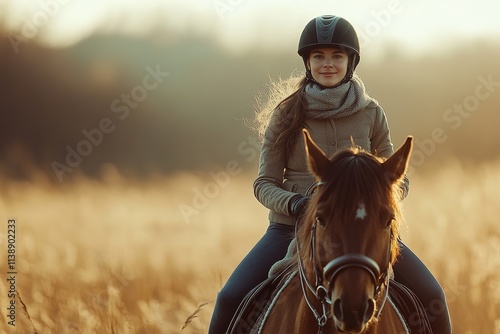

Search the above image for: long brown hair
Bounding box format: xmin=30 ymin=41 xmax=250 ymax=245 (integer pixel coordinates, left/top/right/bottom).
xmin=253 ymin=73 xmax=309 ymax=159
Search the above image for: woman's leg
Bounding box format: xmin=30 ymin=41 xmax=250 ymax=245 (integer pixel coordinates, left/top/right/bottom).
xmin=208 ymin=223 xmax=294 ymax=334
xmin=393 ymin=242 xmax=452 ymax=333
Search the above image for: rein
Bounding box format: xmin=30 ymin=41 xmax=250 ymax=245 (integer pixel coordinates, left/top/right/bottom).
xmin=295 ymin=220 xmax=330 ymax=330
xmin=294 ymin=183 xmax=393 ymax=333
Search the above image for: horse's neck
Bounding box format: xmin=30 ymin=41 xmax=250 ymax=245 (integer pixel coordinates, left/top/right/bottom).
xmin=263 ymin=273 xmax=321 ymax=334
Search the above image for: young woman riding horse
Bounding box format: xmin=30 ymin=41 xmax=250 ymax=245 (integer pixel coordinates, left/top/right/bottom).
xmin=208 ymin=15 xmax=452 ymax=334
xmin=260 ymin=131 xmax=417 ymax=333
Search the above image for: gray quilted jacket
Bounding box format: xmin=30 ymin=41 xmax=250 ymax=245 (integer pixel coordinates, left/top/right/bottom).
xmin=253 ymin=105 xmax=401 ymax=226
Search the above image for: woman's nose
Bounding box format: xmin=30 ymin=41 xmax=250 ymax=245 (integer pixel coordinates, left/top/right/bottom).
xmin=323 ymin=58 xmax=334 ymax=66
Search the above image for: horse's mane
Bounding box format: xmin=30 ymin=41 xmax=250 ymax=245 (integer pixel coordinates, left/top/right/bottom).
xmin=295 ymin=147 xmax=404 ymax=266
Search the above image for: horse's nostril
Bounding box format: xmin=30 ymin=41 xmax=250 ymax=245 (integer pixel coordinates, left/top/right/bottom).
xmin=333 ymin=299 xmax=343 ymax=321
xmin=364 ymin=298 xmax=376 ymax=322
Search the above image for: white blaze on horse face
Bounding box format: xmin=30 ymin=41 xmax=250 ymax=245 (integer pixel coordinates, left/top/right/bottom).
xmin=355 ymin=203 xmax=367 ymax=220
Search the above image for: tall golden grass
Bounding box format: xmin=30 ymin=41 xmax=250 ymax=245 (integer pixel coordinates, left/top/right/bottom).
xmin=0 ymin=159 xmax=499 ymax=333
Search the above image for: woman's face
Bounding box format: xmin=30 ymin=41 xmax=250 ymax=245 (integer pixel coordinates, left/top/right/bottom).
xmin=307 ymin=47 xmax=349 ymax=87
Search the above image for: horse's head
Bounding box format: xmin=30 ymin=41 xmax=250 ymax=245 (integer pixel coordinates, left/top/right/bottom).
xmin=300 ymin=129 xmax=412 ymax=333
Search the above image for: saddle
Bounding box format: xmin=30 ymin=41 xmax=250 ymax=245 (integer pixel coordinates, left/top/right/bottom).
xmin=226 ymin=263 xmax=295 ymax=334
xmin=226 ymin=264 xmax=432 ymax=334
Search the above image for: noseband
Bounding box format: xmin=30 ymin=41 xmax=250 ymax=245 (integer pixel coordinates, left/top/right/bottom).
xmin=323 ymin=254 xmax=381 ymax=294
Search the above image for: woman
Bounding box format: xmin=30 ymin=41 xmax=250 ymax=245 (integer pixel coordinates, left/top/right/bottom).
xmin=209 ymin=15 xmax=452 ymax=333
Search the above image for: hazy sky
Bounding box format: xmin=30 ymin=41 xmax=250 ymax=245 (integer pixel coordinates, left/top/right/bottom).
xmin=2 ymin=0 xmax=500 ymax=58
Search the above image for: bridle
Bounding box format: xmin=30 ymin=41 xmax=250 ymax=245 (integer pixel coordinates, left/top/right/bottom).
xmin=295 ymin=183 xmax=392 ymax=333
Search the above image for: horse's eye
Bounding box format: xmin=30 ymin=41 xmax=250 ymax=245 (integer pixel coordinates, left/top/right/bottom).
xmin=386 ymin=217 xmax=395 ymax=228
xmin=316 ymin=215 xmax=325 ymax=227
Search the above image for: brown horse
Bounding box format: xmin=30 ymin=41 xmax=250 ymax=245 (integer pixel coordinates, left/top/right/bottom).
xmin=260 ymin=130 xmax=415 ymax=334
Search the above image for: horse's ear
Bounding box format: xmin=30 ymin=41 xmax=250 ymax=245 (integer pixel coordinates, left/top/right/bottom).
xmin=382 ymin=136 xmax=413 ymax=182
xmin=303 ymin=129 xmax=330 ymax=180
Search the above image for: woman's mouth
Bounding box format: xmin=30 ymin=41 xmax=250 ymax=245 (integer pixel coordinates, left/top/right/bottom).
xmin=320 ymin=72 xmax=337 ymax=77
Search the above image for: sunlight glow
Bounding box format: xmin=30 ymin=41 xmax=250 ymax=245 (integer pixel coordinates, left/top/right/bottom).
xmin=2 ymin=0 xmax=500 ymax=54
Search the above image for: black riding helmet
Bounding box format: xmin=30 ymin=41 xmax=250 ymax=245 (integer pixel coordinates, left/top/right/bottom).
xmin=298 ymin=15 xmax=360 ymax=86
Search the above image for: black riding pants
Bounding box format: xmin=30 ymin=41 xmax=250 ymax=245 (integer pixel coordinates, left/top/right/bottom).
xmin=393 ymin=241 xmax=453 ymax=333
xmin=208 ymin=222 xmax=452 ymax=334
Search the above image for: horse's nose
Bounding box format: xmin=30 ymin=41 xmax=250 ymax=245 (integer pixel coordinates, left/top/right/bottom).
xmin=333 ymin=298 xmax=344 ymax=321
xmin=332 ymin=298 xmax=376 ymax=332
xmin=364 ymin=298 xmax=376 ymax=323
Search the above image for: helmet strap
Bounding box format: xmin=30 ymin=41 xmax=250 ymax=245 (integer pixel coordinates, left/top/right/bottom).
xmin=330 ymin=53 xmax=358 ymax=87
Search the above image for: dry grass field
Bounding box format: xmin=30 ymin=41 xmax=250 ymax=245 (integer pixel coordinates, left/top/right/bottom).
xmin=0 ymin=158 xmax=499 ymax=334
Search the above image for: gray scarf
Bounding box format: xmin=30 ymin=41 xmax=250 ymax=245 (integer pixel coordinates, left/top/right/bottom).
xmin=304 ymin=74 xmax=379 ymax=120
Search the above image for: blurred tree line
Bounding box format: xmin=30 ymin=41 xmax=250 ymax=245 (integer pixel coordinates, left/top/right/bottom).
xmin=0 ymin=27 xmax=499 ymax=182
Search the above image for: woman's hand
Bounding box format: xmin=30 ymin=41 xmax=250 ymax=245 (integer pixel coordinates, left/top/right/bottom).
xmin=289 ymin=195 xmax=310 ymax=217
